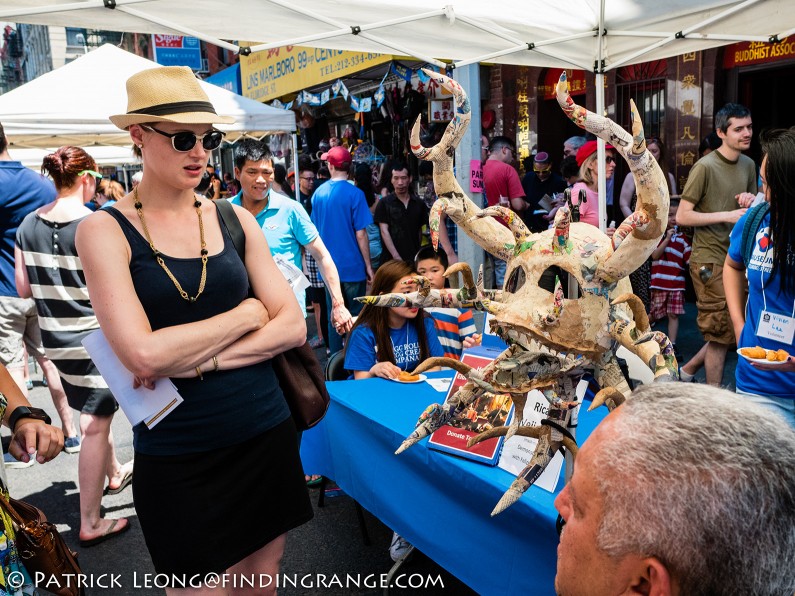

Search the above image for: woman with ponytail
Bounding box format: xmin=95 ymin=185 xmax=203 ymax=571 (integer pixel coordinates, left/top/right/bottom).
xmin=15 ymin=146 xmax=132 ymax=546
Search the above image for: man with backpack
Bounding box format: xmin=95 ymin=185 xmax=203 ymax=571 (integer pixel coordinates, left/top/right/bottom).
xmin=676 ymin=103 xmax=757 ymax=385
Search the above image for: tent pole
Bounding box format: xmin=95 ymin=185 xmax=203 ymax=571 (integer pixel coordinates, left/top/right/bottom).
xmin=596 ymin=0 xmax=607 ymax=235
xmin=452 ymin=64 xmax=485 ymax=295
xmin=292 ymin=133 xmax=299 ymax=196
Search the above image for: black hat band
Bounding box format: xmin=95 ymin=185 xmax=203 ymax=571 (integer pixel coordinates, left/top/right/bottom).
xmin=128 ymin=100 xmax=218 ymax=117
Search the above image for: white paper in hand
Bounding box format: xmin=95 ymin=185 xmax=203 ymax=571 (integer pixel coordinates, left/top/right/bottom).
xmin=272 ymin=254 xmax=310 ymax=293
xmin=82 ymin=330 xmax=183 ymax=428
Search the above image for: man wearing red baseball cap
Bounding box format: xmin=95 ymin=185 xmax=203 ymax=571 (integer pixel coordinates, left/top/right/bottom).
xmin=311 ymin=145 xmax=374 ymax=353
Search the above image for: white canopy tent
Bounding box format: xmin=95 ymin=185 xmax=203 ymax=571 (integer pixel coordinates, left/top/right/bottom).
xmin=2 ymin=0 xmax=792 ymax=73
xmin=2 ymin=0 xmax=793 ymax=226
xmin=12 ymin=146 xmax=139 ymax=168
xmin=0 ymin=43 xmax=296 ymax=149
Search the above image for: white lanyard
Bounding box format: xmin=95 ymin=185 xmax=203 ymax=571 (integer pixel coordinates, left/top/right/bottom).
xmin=760 ymin=243 xmax=795 ymax=318
xmin=756 ymin=241 xmax=795 ymax=345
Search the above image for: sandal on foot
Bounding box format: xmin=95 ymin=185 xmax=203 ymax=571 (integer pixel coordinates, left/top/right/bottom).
xmin=103 ymin=466 xmax=133 ymax=496
xmin=305 ymin=474 xmax=323 ymax=487
xmin=79 ymin=518 xmax=130 ymax=548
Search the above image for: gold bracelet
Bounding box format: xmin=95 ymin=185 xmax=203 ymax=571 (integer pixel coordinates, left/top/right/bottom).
xmin=195 ymin=366 xmax=203 ymax=380
xmin=212 ymin=354 xmax=219 ymax=372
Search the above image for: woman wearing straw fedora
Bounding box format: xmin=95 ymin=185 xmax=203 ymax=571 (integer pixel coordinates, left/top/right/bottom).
xmin=76 ymin=67 xmax=312 ymax=590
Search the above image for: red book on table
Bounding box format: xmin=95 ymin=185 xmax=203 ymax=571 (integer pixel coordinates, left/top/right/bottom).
xmin=427 ymin=354 xmax=514 ymax=466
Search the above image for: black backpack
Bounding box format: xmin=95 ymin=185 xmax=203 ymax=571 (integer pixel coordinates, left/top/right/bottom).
xmin=740 ymin=203 xmax=769 ymax=267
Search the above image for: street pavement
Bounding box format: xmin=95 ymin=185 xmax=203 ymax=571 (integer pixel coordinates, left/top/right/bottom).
xmin=2 ymin=303 xmax=734 ymax=595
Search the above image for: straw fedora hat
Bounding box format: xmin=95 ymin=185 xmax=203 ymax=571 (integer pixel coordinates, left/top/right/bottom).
xmin=110 ymin=66 xmax=234 ymax=130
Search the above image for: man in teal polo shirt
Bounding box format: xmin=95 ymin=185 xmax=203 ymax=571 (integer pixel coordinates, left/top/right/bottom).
xmin=228 ymin=139 xmax=352 ymax=333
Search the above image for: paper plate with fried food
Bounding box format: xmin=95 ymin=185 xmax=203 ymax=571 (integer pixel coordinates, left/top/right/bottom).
xmin=737 ymin=346 xmax=790 ymax=366
xmin=390 ymin=371 xmax=428 ymax=384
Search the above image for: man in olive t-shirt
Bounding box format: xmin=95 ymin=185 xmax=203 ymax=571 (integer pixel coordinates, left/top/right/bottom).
xmin=676 ymin=103 xmax=757 ymax=386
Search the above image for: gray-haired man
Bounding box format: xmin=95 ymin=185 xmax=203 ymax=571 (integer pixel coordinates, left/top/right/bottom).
xmin=555 ymin=383 xmax=795 ymax=596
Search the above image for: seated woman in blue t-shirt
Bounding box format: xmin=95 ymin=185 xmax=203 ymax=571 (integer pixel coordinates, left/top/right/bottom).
xmin=344 ymin=260 xmax=444 ymax=379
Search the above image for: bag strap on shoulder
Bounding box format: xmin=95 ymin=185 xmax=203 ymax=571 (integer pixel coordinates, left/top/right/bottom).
xmin=214 ymin=199 xmax=246 ymax=261
xmin=741 ymin=203 xmax=769 ymax=267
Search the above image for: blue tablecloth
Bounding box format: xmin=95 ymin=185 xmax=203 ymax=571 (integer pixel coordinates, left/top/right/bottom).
xmin=301 ymin=372 xmax=607 ymax=595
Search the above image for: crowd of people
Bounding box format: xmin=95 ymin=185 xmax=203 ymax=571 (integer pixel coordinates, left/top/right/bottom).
xmin=0 ymin=64 xmax=792 ymax=594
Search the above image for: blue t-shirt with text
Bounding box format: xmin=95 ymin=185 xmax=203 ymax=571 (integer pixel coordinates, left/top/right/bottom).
xmin=728 ymin=210 xmax=795 ymax=399
xmin=344 ymin=317 xmax=444 ymax=373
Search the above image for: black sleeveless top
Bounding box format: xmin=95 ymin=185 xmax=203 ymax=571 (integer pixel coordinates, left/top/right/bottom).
xmin=104 ymin=205 xmax=289 ymax=455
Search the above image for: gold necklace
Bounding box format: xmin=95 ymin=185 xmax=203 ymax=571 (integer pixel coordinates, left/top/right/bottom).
xmin=133 ymin=187 xmax=208 ymax=302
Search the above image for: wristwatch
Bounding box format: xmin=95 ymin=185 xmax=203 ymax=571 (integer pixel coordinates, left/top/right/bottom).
xmin=8 ymin=406 xmax=51 ymax=432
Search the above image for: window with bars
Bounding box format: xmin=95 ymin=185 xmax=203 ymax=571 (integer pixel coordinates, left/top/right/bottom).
xmin=615 ymin=60 xmax=667 ymax=140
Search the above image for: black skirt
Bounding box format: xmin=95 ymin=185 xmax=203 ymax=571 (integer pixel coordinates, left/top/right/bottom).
xmin=132 ymin=417 xmax=313 ymax=575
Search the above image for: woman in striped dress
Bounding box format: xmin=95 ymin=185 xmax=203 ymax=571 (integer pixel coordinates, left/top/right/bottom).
xmin=14 ymin=147 xmax=131 ymax=547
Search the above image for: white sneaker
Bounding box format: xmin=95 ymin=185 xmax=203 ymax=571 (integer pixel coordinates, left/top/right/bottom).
xmin=389 ymin=532 xmax=414 ymax=562
xmin=3 ymin=452 xmax=34 ymax=469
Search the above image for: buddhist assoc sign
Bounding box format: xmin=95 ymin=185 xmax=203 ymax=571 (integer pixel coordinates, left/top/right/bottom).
xmin=723 ymin=38 xmax=795 ymax=68
xmin=240 ymin=44 xmax=391 ymax=102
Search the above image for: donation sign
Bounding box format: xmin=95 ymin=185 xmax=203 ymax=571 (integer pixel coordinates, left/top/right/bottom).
xmin=152 ymin=35 xmax=202 ymax=71
xmin=239 ymin=44 xmax=391 ymax=102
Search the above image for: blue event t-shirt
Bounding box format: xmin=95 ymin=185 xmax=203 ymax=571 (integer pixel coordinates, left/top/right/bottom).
xmin=344 ymin=316 xmax=444 ymax=373
xmin=728 ymin=209 xmax=795 ymax=399
xmin=0 ymin=162 xmax=56 ymax=296
xmin=310 ymin=180 xmax=372 ymax=283
xmin=229 ymin=189 xmax=318 ymax=317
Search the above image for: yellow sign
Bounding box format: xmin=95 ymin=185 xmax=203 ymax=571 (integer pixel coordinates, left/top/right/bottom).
xmin=239 ymin=44 xmax=392 ymax=102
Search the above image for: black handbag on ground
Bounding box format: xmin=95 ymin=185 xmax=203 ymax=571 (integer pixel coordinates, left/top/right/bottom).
xmin=0 ymin=487 xmax=83 ymax=596
xmin=214 ymin=199 xmax=330 ymax=430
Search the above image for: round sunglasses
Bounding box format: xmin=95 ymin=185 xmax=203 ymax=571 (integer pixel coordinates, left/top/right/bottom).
xmin=140 ymin=125 xmax=225 ymax=152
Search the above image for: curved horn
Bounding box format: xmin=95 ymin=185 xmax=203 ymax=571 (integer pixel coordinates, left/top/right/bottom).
xmin=428 ymin=197 xmax=447 ymax=252
xmin=588 ymin=387 xmax=625 ymax=411
xmin=445 ymin=262 xmax=475 ymax=291
xmin=555 ymin=73 xmax=668 ymax=281
xmin=416 ymin=70 xmax=514 ymax=260
xmin=413 ymin=357 xmax=470 ymax=376
xmin=477 ymin=206 xmax=531 ymax=247
xmin=611 ymin=293 xmax=650 ymax=333
xmin=552 ymin=205 xmax=572 ymax=254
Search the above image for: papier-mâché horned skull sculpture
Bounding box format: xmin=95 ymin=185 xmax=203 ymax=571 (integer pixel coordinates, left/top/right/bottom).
xmin=356 ymin=70 xmax=678 ymax=514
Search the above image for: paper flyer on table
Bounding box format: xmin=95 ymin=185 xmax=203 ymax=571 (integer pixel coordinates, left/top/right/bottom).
xmin=82 ymin=330 xmax=183 ymax=429
xmin=497 ymin=380 xmax=586 ymax=493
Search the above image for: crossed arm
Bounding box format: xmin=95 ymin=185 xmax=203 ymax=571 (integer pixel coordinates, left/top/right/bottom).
xmin=76 ymin=205 xmax=306 ymax=386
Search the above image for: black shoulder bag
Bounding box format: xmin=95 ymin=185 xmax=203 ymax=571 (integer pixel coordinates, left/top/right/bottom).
xmin=214 ymin=199 xmax=329 ymax=430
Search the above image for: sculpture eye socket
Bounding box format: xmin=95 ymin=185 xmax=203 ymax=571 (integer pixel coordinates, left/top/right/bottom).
xmin=504 ymin=265 xmax=526 ymax=293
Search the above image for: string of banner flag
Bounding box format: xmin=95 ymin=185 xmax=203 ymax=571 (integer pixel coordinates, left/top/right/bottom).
xmin=269 ymin=62 xmax=442 ymax=112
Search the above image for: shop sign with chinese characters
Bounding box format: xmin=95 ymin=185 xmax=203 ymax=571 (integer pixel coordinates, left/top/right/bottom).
xmin=239 ymin=43 xmax=391 ymax=102
xmin=540 ymin=69 xmax=586 ymax=100
xmin=674 ymin=52 xmax=701 ymax=193
xmin=429 ymin=99 xmax=455 ymax=123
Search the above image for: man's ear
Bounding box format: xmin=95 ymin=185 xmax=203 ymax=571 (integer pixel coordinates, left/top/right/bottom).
xmin=234 ymin=167 xmax=241 ymax=179
xmin=625 ymin=557 xmax=675 ymax=596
